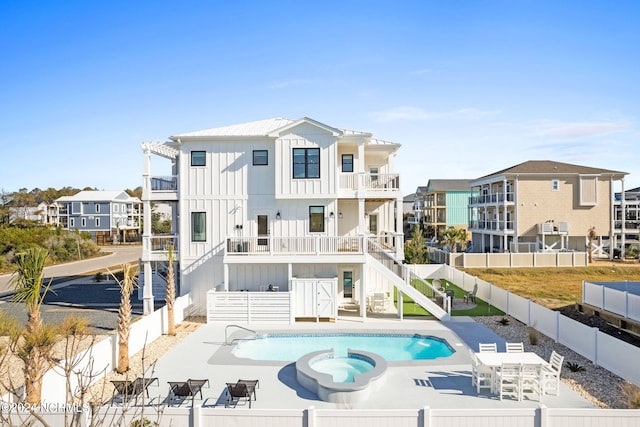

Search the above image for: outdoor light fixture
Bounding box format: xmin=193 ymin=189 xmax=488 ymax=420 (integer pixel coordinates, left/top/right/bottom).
xmin=329 ymin=212 xmax=334 ymax=218
xmin=338 ymin=211 xmax=343 ymax=219
xmin=276 ymin=210 xmax=281 ymax=220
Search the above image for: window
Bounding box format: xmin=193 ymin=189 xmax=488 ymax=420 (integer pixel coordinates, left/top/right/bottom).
xmin=70 ymin=218 xmax=75 ymax=227
xmin=551 ymin=179 xmax=559 ymax=191
xmin=191 ymin=151 xmax=206 ymax=166
xmin=113 ymin=204 xmax=119 ymax=213
xmin=293 ymin=148 xmax=320 ymax=179
xmin=341 ymin=154 xmax=354 ymax=172
xmin=191 ymin=212 xmax=206 ymax=242
xmin=95 ymin=203 xmax=100 ymax=213
xmin=95 ymin=218 xmax=100 ymax=227
xmin=309 ymin=206 xmax=325 ymax=232
xmin=81 ymin=218 xmax=86 ymax=227
xmin=253 ymin=150 xmax=268 ymax=166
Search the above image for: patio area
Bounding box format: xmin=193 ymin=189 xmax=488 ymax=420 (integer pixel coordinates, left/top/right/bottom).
xmin=135 ymin=316 xmax=594 ymax=410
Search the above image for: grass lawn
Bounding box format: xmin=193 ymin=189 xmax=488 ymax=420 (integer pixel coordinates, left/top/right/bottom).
xmin=395 ymin=280 xmax=505 ymax=317
xmin=461 ymin=262 xmax=640 ymax=309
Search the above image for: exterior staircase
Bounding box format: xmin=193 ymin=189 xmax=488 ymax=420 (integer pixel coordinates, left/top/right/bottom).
xmin=367 ymin=241 xmax=450 ymax=320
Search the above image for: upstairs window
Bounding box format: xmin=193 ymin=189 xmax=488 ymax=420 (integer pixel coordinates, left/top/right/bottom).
xmin=253 ymin=150 xmax=268 ymax=166
xmin=293 ymin=148 xmax=320 ymax=179
xmin=309 ymin=206 xmax=325 ymax=232
xmin=95 ymin=203 xmax=100 ymax=213
xmin=341 ymin=154 xmax=354 ymax=172
xmin=551 ymin=179 xmax=559 ymax=191
xmin=191 ymin=151 xmax=206 ymax=166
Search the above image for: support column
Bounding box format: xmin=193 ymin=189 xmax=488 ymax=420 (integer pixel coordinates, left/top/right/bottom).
xmin=142 ymin=147 xmax=154 ymax=315
xmin=360 ymin=264 xmax=367 ymax=321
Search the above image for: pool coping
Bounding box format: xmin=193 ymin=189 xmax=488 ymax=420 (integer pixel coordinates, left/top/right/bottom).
xmin=207 ymin=328 xmax=469 ymax=367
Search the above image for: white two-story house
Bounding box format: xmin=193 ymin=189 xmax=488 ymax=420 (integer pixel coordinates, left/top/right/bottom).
xmin=141 ymin=117 xmax=447 ymax=322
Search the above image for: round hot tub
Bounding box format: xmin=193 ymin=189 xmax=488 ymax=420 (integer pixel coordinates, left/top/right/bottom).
xmin=296 ymin=349 xmax=387 ymax=404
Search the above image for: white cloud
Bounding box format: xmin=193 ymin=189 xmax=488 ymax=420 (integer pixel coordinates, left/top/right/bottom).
xmin=371 ymin=106 xmax=501 ymax=122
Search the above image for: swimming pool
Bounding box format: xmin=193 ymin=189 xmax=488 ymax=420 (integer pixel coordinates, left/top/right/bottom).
xmin=232 ymin=333 xmax=454 ymax=361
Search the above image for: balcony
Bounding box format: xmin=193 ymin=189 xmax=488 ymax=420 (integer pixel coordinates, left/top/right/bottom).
xmin=143 ymin=235 xmax=178 ymax=261
xmin=146 ymin=176 xmax=178 ymax=201
xmin=225 ymin=234 xmax=403 ymax=261
xmin=469 ymin=220 xmax=514 ymax=233
xmin=338 ymin=173 xmax=400 ymax=197
xmin=469 ymin=192 xmax=514 ymax=205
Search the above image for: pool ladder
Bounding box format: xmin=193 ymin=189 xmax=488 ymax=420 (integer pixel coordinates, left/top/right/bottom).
xmin=225 ymin=324 xmax=257 ymax=345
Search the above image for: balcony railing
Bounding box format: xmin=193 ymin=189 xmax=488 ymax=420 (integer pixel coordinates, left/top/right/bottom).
xmin=144 ymin=235 xmax=178 ymax=253
xmin=151 ymin=176 xmax=178 ymax=191
xmin=469 ymin=220 xmax=514 ymax=231
xmin=339 ymin=173 xmax=400 ymax=192
xmin=226 ymin=236 xmax=365 ymax=255
xmin=469 ymin=192 xmax=514 ymax=205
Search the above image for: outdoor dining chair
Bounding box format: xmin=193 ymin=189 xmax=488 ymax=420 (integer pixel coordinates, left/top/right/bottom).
xmin=506 ymin=342 xmax=525 ymax=353
xmin=478 ymin=343 xmax=497 ymax=353
xmin=542 ymin=351 xmax=564 ymax=396
xmin=495 ymin=363 xmax=522 ymax=401
xmin=469 ymin=349 xmax=492 ymax=393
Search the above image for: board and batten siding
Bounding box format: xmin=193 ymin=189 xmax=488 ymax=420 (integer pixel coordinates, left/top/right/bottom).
xmin=275 ymin=125 xmax=338 ymax=199
xmin=445 ymin=191 xmax=471 ymax=226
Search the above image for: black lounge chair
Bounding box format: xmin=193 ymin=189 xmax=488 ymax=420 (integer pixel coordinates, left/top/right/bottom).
xmin=237 ymin=379 xmax=259 ymax=400
xmin=168 ymin=379 xmax=209 ymax=407
xmin=225 ymin=381 xmax=253 ymax=408
xmin=111 ymin=377 xmax=158 ymax=405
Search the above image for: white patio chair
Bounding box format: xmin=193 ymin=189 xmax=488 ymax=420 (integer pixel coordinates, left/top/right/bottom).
xmin=495 ymin=363 xmax=522 ymax=401
xmin=469 ymin=349 xmax=493 ymax=394
xmin=371 ymin=292 xmax=386 ymax=313
xmin=542 ymin=351 xmax=564 ymax=396
xmin=506 ymin=342 xmax=524 ymax=353
xmin=521 ymin=363 xmax=543 ymax=401
xmin=478 ymin=343 xmax=497 ymax=353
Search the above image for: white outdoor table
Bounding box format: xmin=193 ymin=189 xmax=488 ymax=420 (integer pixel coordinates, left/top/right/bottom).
xmin=475 ymin=352 xmax=549 ymax=394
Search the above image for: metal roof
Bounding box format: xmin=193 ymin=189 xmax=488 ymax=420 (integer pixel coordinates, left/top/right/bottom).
xmin=426 ymin=179 xmax=474 ymax=191
xmin=56 ymin=190 xmax=140 ymax=203
xmin=478 ymin=160 xmax=627 ymax=179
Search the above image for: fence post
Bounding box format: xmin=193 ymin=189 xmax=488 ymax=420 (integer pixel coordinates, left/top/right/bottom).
xmin=307 ymin=406 xmax=316 ymax=427
xmin=192 ymin=404 xmax=202 ymax=427
xmin=539 ymin=405 xmax=548 ymax=427
xmin=555 ymin=311 xmax=560 ymax=343
xmin=422 ymin=406 xmax=431 ymax=427
xmin=593 ymin=327 xmax=599 ymax=366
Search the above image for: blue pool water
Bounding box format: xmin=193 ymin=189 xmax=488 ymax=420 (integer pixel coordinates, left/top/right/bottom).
xmin=232 ymin=333 xmax=454 ymax=361
xmin=311 ymin=356 xmax=374 ymax=382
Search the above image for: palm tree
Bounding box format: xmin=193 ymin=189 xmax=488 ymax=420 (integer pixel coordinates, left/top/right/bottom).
xmin=587 ymin=226 xmax=597 ymax=263
xmin=111 ymin=263 xmax=137 ymax=373
xmin=11 ymin=247 xmax=51 ymax=332
xmin=165 ymin=244 xmax=176 ymax=336
xmin=440 ymin=227 xmax=468 ymax=253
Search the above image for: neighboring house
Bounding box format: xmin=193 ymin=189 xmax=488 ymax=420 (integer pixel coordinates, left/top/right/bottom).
xmin=54 ymin=190 xmax=142 ymax=243
xmin=468 ymin=160 xmax=627 ymax=254
xmin=408 ymin=186 xmax=427 ymax=228
xmin=613 ymin=186 xmax=640 ymax=254
xmin=422 ymin=179 xmax=475 ymax=242
xmin=9 ymin=201 xmax=53 ymax=224
xmin=140 ymin=117 xmax=447 ymax=320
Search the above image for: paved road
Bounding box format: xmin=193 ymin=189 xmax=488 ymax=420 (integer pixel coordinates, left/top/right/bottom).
xmin=0 ymin=245 xmax=154 ymax=334
xmin=0 ymin=245 xmax=141 ymax=295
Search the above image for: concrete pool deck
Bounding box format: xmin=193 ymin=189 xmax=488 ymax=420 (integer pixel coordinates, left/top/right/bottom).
xmin=144 ymin=316 xmax=595 ymax=410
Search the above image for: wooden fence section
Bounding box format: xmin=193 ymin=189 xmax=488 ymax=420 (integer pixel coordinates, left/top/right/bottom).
xmin=20 ymin=406 xmax=640 ymax=427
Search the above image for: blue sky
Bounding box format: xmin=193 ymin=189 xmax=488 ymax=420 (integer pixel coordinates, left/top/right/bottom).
xmin=1 ymin=0 xmax=639 ymax=195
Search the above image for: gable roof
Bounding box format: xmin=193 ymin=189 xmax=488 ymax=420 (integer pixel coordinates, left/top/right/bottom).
xmin=478 ymin=160 xmax=627 ymax=180
xmin=426 ymin=179 xmax=474 ymax=192
xmin=168 ymin=117 xmax=400 ymax=148
xmin=56 ymin=190 xmax=140 ymax=203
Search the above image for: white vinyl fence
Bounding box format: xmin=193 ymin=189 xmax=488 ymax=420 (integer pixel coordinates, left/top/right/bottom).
xmin=38 ymin=293 xmax=193 ymax=404
xmin=15 ymin=405 xmax=640 ymax=427
xmin=582 ymin=281 xmax=640 ymax=322
xmin=427 ymin=247 xmax=588 ymax=268
xmin=432 ymin=264 xmax=640 ymax=387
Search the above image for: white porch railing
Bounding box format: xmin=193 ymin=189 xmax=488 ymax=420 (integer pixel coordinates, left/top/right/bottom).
xmin=226 ymin=236 xmax=365 ymax=255
xmin=339 ymin=173 xmax=400 ymax=191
